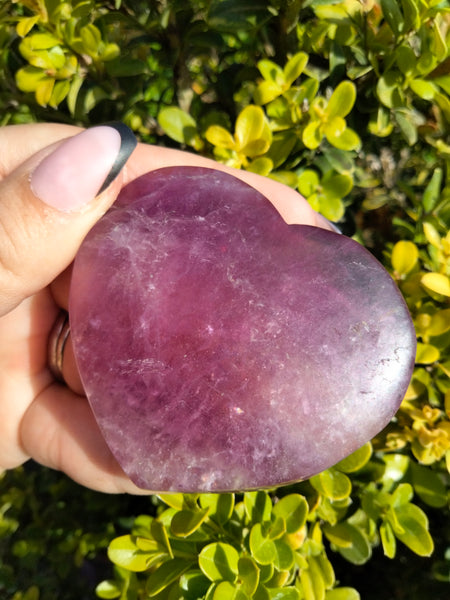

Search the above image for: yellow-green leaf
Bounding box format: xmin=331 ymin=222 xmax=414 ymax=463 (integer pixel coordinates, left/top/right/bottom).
xmin=158 ymin=107 xmax=198 ymax=146
xmin=391 ymin=240 xmax=419 ymax=275
xmin=410 ymin=79 xmax=437 ymax=101
xmin=146 ymin=558 xmax=193 ymax=596
xmin=423 ymin=222 xmax=441 ymax=248
xmin=327 ymin=81 xmax=356 ymax=119
xmin=15 ymin=65 xmax=47 ymax=92
xmin=415 ymin=342 xmax=440 ymax=364
xmin=325 ymin=126 xmax=360 ymax=151
xmin=302 ymin=120 xmax=322 ymax=149
xmin=273 ymin=494 xmax=308 ymax=534
xmin=283 ymin=52 xmax=308 ymax=86
xmin=335 ymin=443 xmax=372 ymax=473
xmin=206 ymin=125 xmax=235 ymax=149
xmin=108 ymin=535 xmax=151 ymax=572
xmin=171 ymin=508 xmax=209 ymax=537
xmin=421 ymin=272 xmax=450 ymax=297
xmin=325 ymin=588 xmax=360 ymax=600
xmin=311 ymin=469 xmax=352 ymax=501
xmin=428 ymin=309 xmax=450 ymax=337
xmin=16 ymin=15 xmax=40 ymax=38
xmin=297 ymin=169 xmax=320 ymax=197
xmin=258 ymin=59 xmax=284 ymax=85
xmin=392 ymin=503 xmax=434 ymax=557
xmin=380 ymin=521 xmax=396 ymax=559
xmin=254 ymin=80 xmax=283 ymax=105
xmin=35 ymin=77 xmax=55 ymax=106
xmin=199 ymin=543 xmax=239 ymax=582
xmin=235 ymin=105 xmax=271 ymax=155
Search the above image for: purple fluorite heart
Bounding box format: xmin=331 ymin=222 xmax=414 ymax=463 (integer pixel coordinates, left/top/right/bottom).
xmin=70 ymin=167 xmax=415 ymax=492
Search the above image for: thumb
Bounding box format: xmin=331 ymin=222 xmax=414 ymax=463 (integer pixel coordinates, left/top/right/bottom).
xmin=0 ymin=124 xmax=137 ymax=316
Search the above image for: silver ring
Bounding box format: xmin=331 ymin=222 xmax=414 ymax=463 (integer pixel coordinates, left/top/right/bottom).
xmin=48 ymin=310 xmax=70 ymax=382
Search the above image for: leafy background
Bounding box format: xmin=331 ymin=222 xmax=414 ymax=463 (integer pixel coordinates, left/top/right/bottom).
xmin=0 ymin=1 xmax=449 ymax=599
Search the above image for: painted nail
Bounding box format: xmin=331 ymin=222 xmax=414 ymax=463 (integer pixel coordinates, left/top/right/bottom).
xmin=315 ymin=213 xmax=342 ymax=234
xmin=31 ymin=123 xmax=137 ymax=212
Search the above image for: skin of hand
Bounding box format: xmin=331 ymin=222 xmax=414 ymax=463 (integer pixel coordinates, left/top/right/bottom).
xmin=0 ymin=123 xmax=332 ymax=494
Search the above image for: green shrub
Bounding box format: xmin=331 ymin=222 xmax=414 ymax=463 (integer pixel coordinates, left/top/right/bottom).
xmin=0 ymin=1 xmax=449 ymax=599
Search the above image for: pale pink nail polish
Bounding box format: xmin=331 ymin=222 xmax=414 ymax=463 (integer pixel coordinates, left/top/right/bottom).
xmin=30 ymin=125 xmax=137 ymax=212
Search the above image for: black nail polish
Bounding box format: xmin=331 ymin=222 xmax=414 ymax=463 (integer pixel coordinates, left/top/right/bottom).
xmin=97 ymin=122 xmax=138 ymax=195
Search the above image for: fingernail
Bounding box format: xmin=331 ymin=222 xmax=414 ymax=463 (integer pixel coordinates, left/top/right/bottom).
xmin=31 ymin=123 xmax=137 ymax=212
xmin=315 ymin=213 xmax=342 ymax=234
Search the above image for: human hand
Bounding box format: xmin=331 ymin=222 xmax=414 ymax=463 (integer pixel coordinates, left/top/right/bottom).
xmin=0 ymin=122 xmax=334 ymax=493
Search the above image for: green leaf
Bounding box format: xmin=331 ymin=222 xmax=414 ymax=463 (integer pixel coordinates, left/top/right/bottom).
xmin=395 ymin=45 xmax=417 ymax=76
xmin=335 ymin=443 xmax=372 ymax=473
xmin=325 ymin=125 xmax=360 ymax=151
xmin=411 ymin=463 xmax=447 ymax=508
xmin=380 ymin=0 xmax=405 ymax=36
xmin=171 ymin=508 xmax=210 ymax=537
xmin=394 ymin=109 xmax=418 ymax=146
xmin=322 ymin=173 xmax=353 ymax=200
xmin=180 ymin=570 xmax=211 ymax=600
xmin=238 ymin=556 xmax=260 ymax=597
xmin=15 ymin=66 xmax=48 ymax=93
xmin=244 ymin=491 xmax=272 ymax=525
xmin=159 ymin=494 xmax=198 ymax=511
xmin=368 ymin=106 xmax=393 ymax=137
xmin=49 ymin=79 xmax=70 ymax=108
xmin=200 ymin=494 xmax=234 ymax=525
xmin=323 ymin=523 xmax=372 ymax=565
xmin=213 ymin=581 xmax=249 ymax=600
xmin=409 ymin=79 xmax=438 ymax=101
xmin=95 ymin=580 xmax=122 ymax=599
xmin=249 ymin=523 xmax=276 ymax=565
xmin=258 ymin=59 xmax=284 ymax=85
xmin=299 ymin=566 xmax=321 ymax=600
xmin=80 ymin=23 xmax=102 ymax=57
xmin=326 ymin=81 xmax=356 ymax=119
xmin=311 ymin=469 xmax=352 ymax=501
xmin=391 ymin=503 xmax=434 ymax=556
xmin=158 ymin=107 xmax=198 ymax=146
xmin=199 ymin=543 xmax=240 ymax=582
xmin=283 ymin=52 xmax=308 ymax=86
xmin=422 ymin=168 xmax=443 ymax=213
xmin=298 ymin=169 xmax=320 ymax=197
xmin=325 ymin=588 xmax=360 ymax=600
xmin=65 ymin=71 xmax=83 ymax=115
xmin=146 ymin=558 xmax=193 ymax=596
xmin=377 ymin=71 xmax=404 ymax=108
xmin=391 ymin=241 xmax=419 ymax=275
xmin=108 ymin=535 xmax=152 ymax=572
xmin=21 ymin=32 xmax=60 ymax=51
xmin=401 ymin=0 xmax=420 ymax=31
xmin=314 ymin=552 xmax=335 ymax=589
xmin=246 ymin=156 xmax=273 ymax=175
xmin=273 ymin=494 xmax=308 ymax=534
xmin=268 ymin=587 xmax=300 ymax=600
xmin=273 ymin=540 xmax=295 ymax=571
xmin=380 ymin=521 xmax=396 ymax=559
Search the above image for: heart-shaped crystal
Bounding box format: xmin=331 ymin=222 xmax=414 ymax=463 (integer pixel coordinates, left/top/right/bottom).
xmin=70 ymin=167 xmax=415 ymax=492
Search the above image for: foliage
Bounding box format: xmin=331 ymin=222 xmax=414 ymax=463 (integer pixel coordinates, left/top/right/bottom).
xmin=0 ymin=0 xmax=450 ymax=599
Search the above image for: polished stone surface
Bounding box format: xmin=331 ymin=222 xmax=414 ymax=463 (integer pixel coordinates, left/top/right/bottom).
xmin=70 ymin=167 xmax=416 ymax=492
